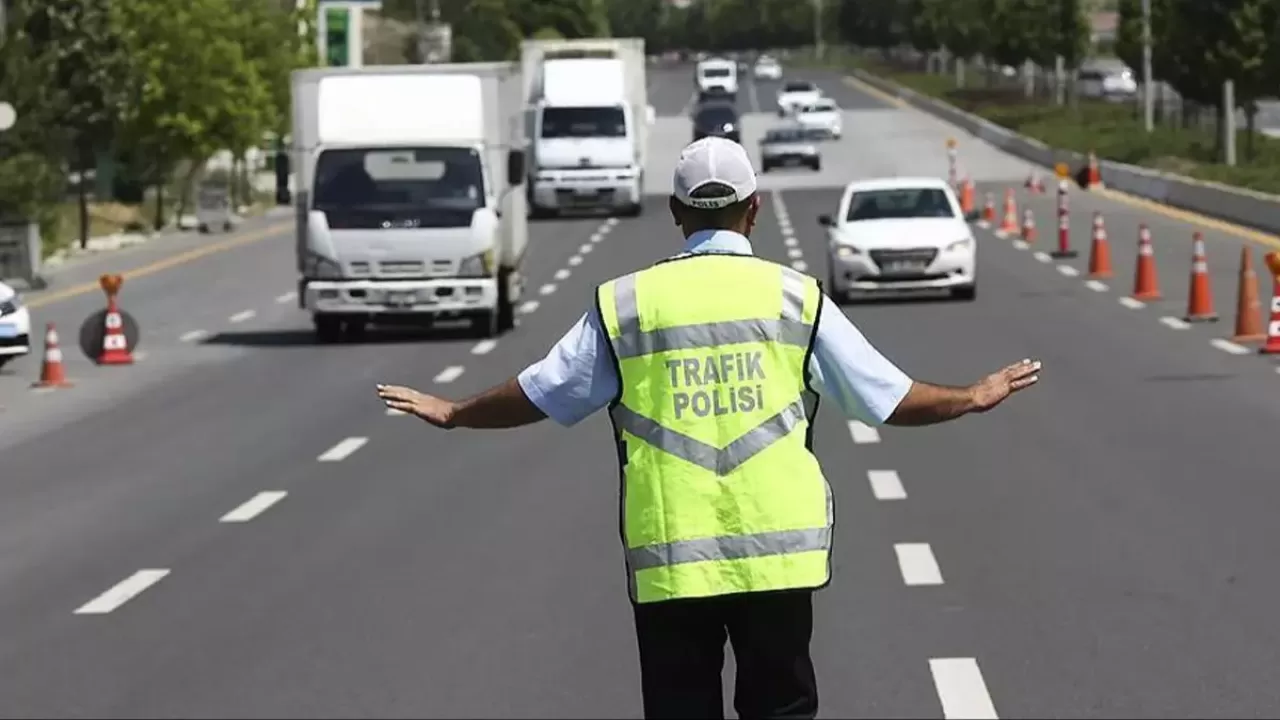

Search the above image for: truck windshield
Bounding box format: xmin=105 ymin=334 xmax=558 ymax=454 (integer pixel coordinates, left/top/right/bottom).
xmin=540 ymin=107 xmax=627 ymax=139
xmin=312 ymin=147 xmax=485 ymax=229
xmin=701 ymin=68 xmax=732 ymax=78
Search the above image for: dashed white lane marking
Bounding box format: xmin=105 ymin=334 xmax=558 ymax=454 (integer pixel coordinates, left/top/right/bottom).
xmin=74 ymin=569 xmax=170 ymax=615
xmin=229 ymin=309 xmax=256 ymax=323
xmin=554 ymin=268 xmax=571 ymax=281
xmin=276 ymin=291 xmax=297 ymax=304
xmin=867 ymin=470 xmax=906 ymax=500
xmin=977 ymin=220 xmax=991 ymax=229
xmin=787 ymin=248 xmax=803 ymax=259
xmin=1032 ymin=251 xmax=1051 ymax=263
xmin=996 ymin=230 xmax=1009 ymax=239
xmin=847 ymin=420 xmax=880 ymax=444
xmin=1012 ymin=239 xmax=1027 ymax=250
xmin=1159 ymin=316 xmax=1190 ymax=330
xmin=519 ymin=300 xmax=540 ymax=314
xmin=471 ymin=339 xmax=497 ymax=355
xmin=180 ymin=329 xmax=209 ymax=343
xmin=318 ymin=436 xmax=368 ymax=462
xmin=434 ymin=365 xmax=465 ymax=383
xmin=590 ymin=232 xmax=604 ymax=243
xmin=1118 ymin=296 xmax=1146 ymax=309
xmin=1057 ymin=265 xmax=1079 ymax=277
xmin=579 ymin=243 xmax=593 ymax=254
xmin=784 ymin=236 xmax=799 ymax=247
xmin=1085 ymin=280 xmax=1109 ymax=292
xmin=894 ymin=543 xmax=943 ymax=586
xmin=791 ymin=260 xmax=808 ymax=272
xmin=568 ymin=255 xmax=583 ymax=266
xmin=606 ymin=217 xmax=619 ymax=227
xmin=930 ymin=658 xmax=999 ymax=719
xmin=133 ymin=351 xmax=148 ymax=362
xmin=1210 ymin=338 xmax=1250 ymax=355
xmin=539 ymin=283 xmax=556 ymax=295
xmin=220 ymin=491 xmax=287 ymax=523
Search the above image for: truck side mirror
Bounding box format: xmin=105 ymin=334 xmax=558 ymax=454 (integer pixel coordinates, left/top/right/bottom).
xmin=646 ymin=105 xmax=656 ymax=124
xmin=507 ymin=150 xmax=525 ymax=187
xmin=818 ymin=214 xmax=833 ymax=227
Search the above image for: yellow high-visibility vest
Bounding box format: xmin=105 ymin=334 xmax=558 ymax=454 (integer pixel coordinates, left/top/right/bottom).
xmin=596 ymin=253 xmax=833 ymax=604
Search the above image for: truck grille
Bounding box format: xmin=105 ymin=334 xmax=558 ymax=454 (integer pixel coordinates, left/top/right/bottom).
xmin=378 ymin=260 xmax=426 ymax=275
xmin=869 ymin=248 xmax=938 ymax=270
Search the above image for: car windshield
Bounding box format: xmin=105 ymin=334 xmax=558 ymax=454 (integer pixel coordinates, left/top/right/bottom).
xmin=313 ymin=146 xmax=486 ymax=228
xmin=810 ymin=101 xmax=836 ymax=112
xmin=695 ymin=105 xmax=737 ymax=125
xmin=783 ymin=82 xmax=815 ymax=92
xmin=765 ymin=127 xmax=823 ymax=142
xmin=701 ymin=67 xmax=732 ymax=78
xmin=846 ymin=188 xmax=955 ymax=221
xmin=540 ymin=106 xmax=627 ymax=139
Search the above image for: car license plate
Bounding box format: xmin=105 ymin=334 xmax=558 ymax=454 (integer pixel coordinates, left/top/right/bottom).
xmin=0 ymin=324 xmax=15 ymax=338
xmin=883 ymin=261 xmax=925 ymax=274
xmin=385 ymin=291 xmax=416 ymax=306
xmin=573 ymin=188 xmax=598 ymax=197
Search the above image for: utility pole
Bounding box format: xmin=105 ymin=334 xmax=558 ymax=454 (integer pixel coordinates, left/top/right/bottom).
xmin=1141 ymin=0 xmax=1154 ymax=132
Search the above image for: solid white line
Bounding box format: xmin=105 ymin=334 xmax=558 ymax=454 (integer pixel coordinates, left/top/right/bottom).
xmin=434 ymin=365 xmax=465 ymax=383
xmin=1118 ymin=296 xmax=1146 ymax=309
xmin=554 ymin=268 xmax=571 ymax=281
xmin=930 ymin=658 xmax=999 ymax=719
xmin=791 ymin=260 xmax=808 ymax=272
xmin=894 ymin=543 xmax=943 ymax=586
xmin=1057 ymin=265 xmax=1079 ymax=277
xmin=74 ymin=569 xmax=170 ymax=615
xmin=539 ymin=283 xmax=556 ymax=295
xmin=318 ymin=436 xmax=367 ymax=462
xmin=784 ymin=236 xmax=799 ymax=247
xmin=867 ymin=470 xmax=906 ymax=500
xmin=787 ymin=248 xmax=803 ymax=259
xmin=1032 ymin=251 xmax=1051 ymax=263
xmin=568 ymin=255 xmax=583 ymax=266
xmin=471 ymin=339 xmax=498 ymax=355
xmin=847 ymin=420 xmax=880 ymax=444
xmin=229 ymin=309 xmax=256 ymax=323
xmin=276 ymin=291 xmax=297 ymax=304
xmin=1085 ymin=280 xmax=1109 ymax=292
xmin=579 ymin=243 xmax=593 ymax=254
xmin=1159 ymin=316 xmax=1190 ymax=330
xmin=1210 ymin=338 xmax=1250 ymax=355
xmin=519 ymin=300 xmax=540 ymax=314
xmin=180 ymin=329 xmax=209 ymax=343
xmin=220 ymin=491 xmax=287 ymax=523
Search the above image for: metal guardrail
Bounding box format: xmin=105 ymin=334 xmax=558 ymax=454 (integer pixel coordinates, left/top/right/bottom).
xmin=0 ymin=220 xmax=46 ymax=290
xmin=852 ymin=69 xmax=1280 ymax=237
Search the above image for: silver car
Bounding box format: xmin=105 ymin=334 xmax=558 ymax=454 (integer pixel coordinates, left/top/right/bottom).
xmin=759 ymin=127 xmax=822 ymax=173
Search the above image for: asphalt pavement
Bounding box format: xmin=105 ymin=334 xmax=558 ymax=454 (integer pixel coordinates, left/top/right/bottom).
xmin=2 ymin=62 xmax=1280 ymax=719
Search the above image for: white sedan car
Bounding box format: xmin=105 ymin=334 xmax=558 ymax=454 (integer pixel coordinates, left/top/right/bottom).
xmin=776 ymin=80 xmax=821 ymax=116
xmin=820 ymin=178 xmax=979 ymax=302
xmin=794 ymin=98 xmax=842 ymax=139
xmin=0 ymin=280 xmax=32 ymax=368
xmin=753 ymin=56 xmax=782 ymax=80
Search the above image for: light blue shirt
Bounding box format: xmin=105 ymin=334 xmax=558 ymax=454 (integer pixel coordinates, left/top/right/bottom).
xmin=517 ymin=229 xmax=914 ymax=427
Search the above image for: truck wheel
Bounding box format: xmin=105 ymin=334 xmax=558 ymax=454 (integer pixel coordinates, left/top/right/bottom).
xmin=497 ymin=270 xmax=516 ymax=332
xmin=314 ymin=315 xmax=342 ymax=343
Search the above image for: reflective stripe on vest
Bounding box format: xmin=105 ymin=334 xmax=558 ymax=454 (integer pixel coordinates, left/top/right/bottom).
xmin=597 ymin=254 xmax=833 ymax=604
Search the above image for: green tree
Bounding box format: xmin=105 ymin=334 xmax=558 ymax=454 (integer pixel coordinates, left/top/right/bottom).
xmin=606 ymin=0 xmax=663 ymax=43
xmin=836 ymin=0 xmax=908 ymax=49
xmin=509 ymin=0 xmax=609 ymax=40
xmin=452 ymin=0 xmax=523 ymax=61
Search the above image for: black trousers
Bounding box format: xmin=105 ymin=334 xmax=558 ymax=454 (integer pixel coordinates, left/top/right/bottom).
xmin=631 ymin=589 xmax=818 ymax=719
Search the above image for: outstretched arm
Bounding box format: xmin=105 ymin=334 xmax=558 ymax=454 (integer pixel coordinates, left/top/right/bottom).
xmin=377 ymin=378 xmax=546 ymax=429
xmin=884 ymin=359 xmax=1040 ymax=426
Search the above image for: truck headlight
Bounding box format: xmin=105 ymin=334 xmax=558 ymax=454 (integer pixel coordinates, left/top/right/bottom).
xmin=945 ymin=238 xmax=974 ymax=253
xmin=834 ymin=245 xmax=862 ymax=258
xmin=304 ymin=252 xmax=343 ymax=279
xmin=458 ymin=249 xmax=494 ymax=278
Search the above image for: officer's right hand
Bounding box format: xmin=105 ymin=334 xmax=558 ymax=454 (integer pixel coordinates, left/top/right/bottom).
xmin=376 ymin=384 xmax=456 ymax=428
xmin=969 ymin=358 xmax=1041 ymax=413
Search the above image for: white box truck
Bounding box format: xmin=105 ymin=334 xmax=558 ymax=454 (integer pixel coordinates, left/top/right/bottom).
xmin=291 ymin=62 xmax=528 ymax=341
xmin=520 ymin=38 xmax=654 ymax=219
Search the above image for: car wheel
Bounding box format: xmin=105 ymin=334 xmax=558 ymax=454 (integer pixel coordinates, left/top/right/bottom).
xmin=0 ymin=356 xmax=10 ymax=370
xmin=761 ymin=163 xmax=771 ymax=173
xmin=952 ymin=284 xmax=977 ymax=301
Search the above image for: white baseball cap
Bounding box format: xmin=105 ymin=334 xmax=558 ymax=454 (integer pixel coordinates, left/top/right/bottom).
xmin=672 ymin=136 xmax=758 ymax=209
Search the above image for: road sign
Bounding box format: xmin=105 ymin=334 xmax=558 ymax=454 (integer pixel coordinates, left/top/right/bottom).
xmin=1054 ymin=162 xmax=1070 ymax=179
xmin=0 ymin=102 xmax=15 ymax=131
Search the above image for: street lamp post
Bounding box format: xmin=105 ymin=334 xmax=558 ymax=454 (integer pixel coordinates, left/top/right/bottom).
xmin=1141 ymin=0 xmax=1154 ymax=132
xmin=813 ymin=0 xmax=823 ymax=61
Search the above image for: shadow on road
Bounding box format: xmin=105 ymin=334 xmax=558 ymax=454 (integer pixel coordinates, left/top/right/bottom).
xmin=201 ymin=324 xmax=483 ymax=348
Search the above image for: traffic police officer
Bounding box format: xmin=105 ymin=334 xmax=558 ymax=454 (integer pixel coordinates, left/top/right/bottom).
xmin=378 ymin=137 xmax=1042 ymax=719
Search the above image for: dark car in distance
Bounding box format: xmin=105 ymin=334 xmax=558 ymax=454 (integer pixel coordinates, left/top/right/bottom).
xmin=692 ymin=101 xmax=741 ymax=144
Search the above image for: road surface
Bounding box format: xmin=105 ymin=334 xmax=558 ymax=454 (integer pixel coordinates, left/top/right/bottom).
xmin=1 ymin=62 xmax=1279 ymax=719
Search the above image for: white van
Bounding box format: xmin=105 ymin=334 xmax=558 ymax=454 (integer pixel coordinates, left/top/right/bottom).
xmin=695 ymin=57 xmax=738 ymax=101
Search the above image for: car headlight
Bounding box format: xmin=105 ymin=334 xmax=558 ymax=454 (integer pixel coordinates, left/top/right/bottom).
xmin=945 ymin=238 xmax=974 ymax=253
xmin=458 ymin=249 xmax=494 ymax=278
xmin=834 ymin=245 xmax=862 ymax=258
xmin=0 ymin=294 xmax=22 ymax=316
xmin=722 ymin=123 xmax=735 ymax=132
xmin=304 ymin=252 xmax=343 ymax=279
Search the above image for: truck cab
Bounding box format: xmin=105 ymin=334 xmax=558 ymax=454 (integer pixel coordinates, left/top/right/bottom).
xmin=696 ymin=57 xmax=739 ymax=101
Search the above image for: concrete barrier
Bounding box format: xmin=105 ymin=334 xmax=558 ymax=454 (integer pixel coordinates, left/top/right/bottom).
xmin=852 ymin=68 xmax=1280 ymax=236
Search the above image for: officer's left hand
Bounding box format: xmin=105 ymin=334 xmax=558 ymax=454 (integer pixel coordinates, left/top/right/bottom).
xmin=377 ymin=384 xmax=455 ymax=428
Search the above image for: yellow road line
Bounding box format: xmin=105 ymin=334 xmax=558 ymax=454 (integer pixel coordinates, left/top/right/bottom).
xmin=27 ymin=221 xmax=290 ymax=309
xmin=843 ymin=73 xmax=1280 ymax=252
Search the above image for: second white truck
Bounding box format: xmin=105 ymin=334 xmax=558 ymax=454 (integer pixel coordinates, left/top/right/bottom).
xmin=521 ymin=38 xmax=653 ymax=219
xmin=291 ymin=62 xmax=528 ymax=340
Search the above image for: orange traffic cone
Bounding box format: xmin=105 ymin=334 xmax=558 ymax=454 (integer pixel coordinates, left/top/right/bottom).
xmin=31 ymin=322 xmax=72 ymax=389
xmin=1087 ymin=212 xmax=1113 ymax=278
xmin=998 ymin=189 xmax=1018 ymax=235
xmin=1085 ymin=151 xmax=1102 ymax=188
xmin=1020 ymin=209 xmax=1037 ymax=244
xmin=97 ymin=296 xmax=133 ymax=365
xmin=1025 ymin=171 xmax=1045 ymax=193
xmin=1231 ymin=246 xmax=1265 ymax=342
xmin=1132 ymin=223 xmax=1161 ymax=301
xmin=1261 ymin=252 xmax=1280 ymax=354
xmin=981 ymin=193 xmax=996 ymax=224
xmin=1183 ymin=232 xmax=1218 ymax=322
xmin=960 ymin=178 xmax=975 ymax=214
